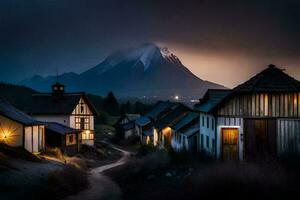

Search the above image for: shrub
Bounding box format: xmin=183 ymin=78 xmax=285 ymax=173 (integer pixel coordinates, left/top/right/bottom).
xmin=189 ymin=162 xmax=295 ymax=199
xmin=44 ymin=147 xmax=65 ymax=161
xmin=47 ymin=164 xmax=89 ymax=199
xmin=66 ymin=156 xmax=88 ymax=170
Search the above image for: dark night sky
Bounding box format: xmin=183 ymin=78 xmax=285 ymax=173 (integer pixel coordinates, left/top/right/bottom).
xmin=1 ymin=0 xmax=300 ymax=88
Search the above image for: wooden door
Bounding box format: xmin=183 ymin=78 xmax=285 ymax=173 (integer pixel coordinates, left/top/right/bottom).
xmin=221 ymin=128 xmax=239 ymax=160
xmin=244 ymin=119 xmax=276 ymax=160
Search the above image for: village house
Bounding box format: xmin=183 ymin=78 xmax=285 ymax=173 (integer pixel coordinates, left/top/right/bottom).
xmin=44 ymin=122 xmax=82 ymax=155
xmin=0 ymin=98 xmax=45 ymax=153
xmin=135 ymin=101 xmax=190 ymax=147
xmin=194 ymin=89 xmax=231 ymax=156
xmin=171 ymin=112 xmax=199 ymax=152
xmin=114 ymin=114 xmax=140 ymax=139
xmin=198 ymin=64 xmax=300 ymax=160
xmin=23 ymin=82 xmax=98 ymax=146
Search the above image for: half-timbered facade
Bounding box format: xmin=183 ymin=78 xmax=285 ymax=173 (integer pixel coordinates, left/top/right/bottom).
xmin=24 ymin=82 xmax=98 ymax=146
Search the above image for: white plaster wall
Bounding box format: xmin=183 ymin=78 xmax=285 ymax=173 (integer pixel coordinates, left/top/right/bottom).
xmin=199 ymin=113 xmax=215 ymax=155
xmin=32 ymin=126 xmax=39 ymax=153
xmin=25 ymin=126 xmax=32 ymax=152
xmin=216 ymin=117 xmax=244 ymax=160
xmin=0 ymin=115 xmax=23 ymax=147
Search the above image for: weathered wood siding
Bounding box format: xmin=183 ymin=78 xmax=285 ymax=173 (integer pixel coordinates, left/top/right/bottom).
xmin=216 ymin=117 xmax=244 ymax=160
xmin=218 ymin=93 xmax=300 ymax=118
xmin=277 ymin=119 xmax=300 ymax=154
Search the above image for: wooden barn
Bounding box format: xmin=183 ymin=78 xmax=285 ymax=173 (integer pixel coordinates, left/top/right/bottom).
xmin=23 ymin=82 xmax=98 ymax=146
xmin=44 ymin=122 xmax=82 ymax=155
xmin=0 ymin=98 xmax=45 ymax=153
xmin=200 ymin=64 xmax=300 ymax=160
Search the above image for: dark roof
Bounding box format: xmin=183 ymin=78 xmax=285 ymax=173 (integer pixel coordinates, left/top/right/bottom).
xmin=45 ymin=122 xmax=81 ymax=135
xmin=121 ymin=121 xmax=135 ymax=131
xmin=155 ymin=104 xmax=190 ymax=131
xmin=181 ymin=124 xmax=199 ymax=138
xmin=143 ymin=129 xmax=153 ymax=136
xmin=211 ymin=65 xmax=300 ymax=113
xmin=0 ymin=98 xmax=42 ymax=126
xmin=194 ymin=89 xmax=231 ymax=113
xmin=135 ymin=116 xmax=151 ymax=126
xmin=171 ymin=112 xmax=199 ymax=131
xmin=146 ymin=101 xmax=177 ymax=120
xmin=125 ymin=114 xmax=140 ymax=121
xmin=23 ymin=93 xmax=98 ymax=115
xmin=234 ymin=64 xmax=300 ymax=93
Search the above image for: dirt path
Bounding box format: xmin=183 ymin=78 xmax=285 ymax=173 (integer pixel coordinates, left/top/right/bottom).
xmin=65 ymin=143 xmax=131 ymax=200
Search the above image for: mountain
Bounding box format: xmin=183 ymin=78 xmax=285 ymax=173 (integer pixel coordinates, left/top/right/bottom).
xmin=21 ymin=43 xmax=226 ymax=101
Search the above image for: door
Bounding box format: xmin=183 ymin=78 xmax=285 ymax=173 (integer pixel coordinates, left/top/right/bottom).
xmin=244 ymin=119 xmax=276 ymax=160
xmin=221 ymin=128 xmax=239 ymax=160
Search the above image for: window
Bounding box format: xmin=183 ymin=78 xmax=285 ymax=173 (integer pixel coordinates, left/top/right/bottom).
xmin=206 ymin=136 xmax=209 ymax=148
xmin=82 ymin=131 xmax=94 ymax=140
xmin=207 ymin=117 xmax=209 ymax=128
xmin=211 ymin=118 xmax=214 ymax=130
xmin=202 ymin=116 xmax=205 ymax=127
xmin=66 ymin=134 xmax=76 ymax=146
xmin=75 ymin=117 xmax=90 ymax=130
xmin=81 ymin=105 xmax=84 ymax=113
xmin=200 ymin=134 xmax=204 ymax=149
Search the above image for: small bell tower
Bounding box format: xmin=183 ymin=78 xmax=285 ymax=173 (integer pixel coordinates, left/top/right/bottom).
xmin=52 ymin=67 xmax=65 ymax=96
xmin=52 ymin=82 xmax=65 ymax=95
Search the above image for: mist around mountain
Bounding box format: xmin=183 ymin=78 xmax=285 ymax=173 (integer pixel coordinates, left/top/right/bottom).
xmin=21 ymin=43 xmax=226 ymax=101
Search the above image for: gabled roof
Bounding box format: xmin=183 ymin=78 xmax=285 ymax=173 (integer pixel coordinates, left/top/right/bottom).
xmin=211 ymin=64 xmax=300 ymax=113
xmin=44 ymin=122 xmax=81 ymax=135
xmin=23 ymin=93 xmax=98 ymax=115
xmin=171 ymin=112 xmax=199 ymax=131
xmin=143 ymin=129 xmax=153 ymax=136
xmin=155 ymin=104 xmax=190 ymax=131
xmin=121 ymin=121 xmax=135 ymax=131
xmin=194 ymin=89 xmax=231 ymax=113
xmin=125 ymin=114 xmax=141 ymax=121
xmin=234 ymin=64 xmax=300 ymax=93
xmin=146 ymin=101 xmax=177 ymax=120
xmin=0 ymin=98 xmax=42 ymax=126
xmin=135 ymin=116 xmax=151 ymax=126
xmin=181 ymin=124 xmax=199 ymax=138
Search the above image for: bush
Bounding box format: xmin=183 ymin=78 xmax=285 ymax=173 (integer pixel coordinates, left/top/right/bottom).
xmin=66 ymin=157 xmax=88 ymax=170
xmin=44 ymin=147 xmax=65 ymax=161
xmin=47 ymin=164 xmax=89 ymax=199
xmin=189 ymin=162 xmax=296 ymax=199
xmin=136 ymin=144 xmax=156 ymax=157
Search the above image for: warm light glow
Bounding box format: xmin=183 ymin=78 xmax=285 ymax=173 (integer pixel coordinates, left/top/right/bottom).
xmin=85 ymin=130 xmax=90 ymax=134
xmin=174 ymin=95 xmax=179 ymax=100
xmin=162 ymin=127 xmax=171 ymax=134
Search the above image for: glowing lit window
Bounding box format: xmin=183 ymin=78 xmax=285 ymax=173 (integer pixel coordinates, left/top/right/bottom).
xmin=66 ymin=134 xmax=76 ymax=146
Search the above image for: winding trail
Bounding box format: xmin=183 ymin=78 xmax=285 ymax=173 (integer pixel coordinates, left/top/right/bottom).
xmin=65 ymin=143 xmax=131 ymax=200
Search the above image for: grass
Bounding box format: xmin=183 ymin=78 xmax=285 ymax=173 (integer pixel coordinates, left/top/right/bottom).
xmin=47 ymin=164 xmax=89 ymax=199
xmin=0 ymin=142 xmax=41 ymax=162
xmin=106 ymin=149 xmax=300 ymax=200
